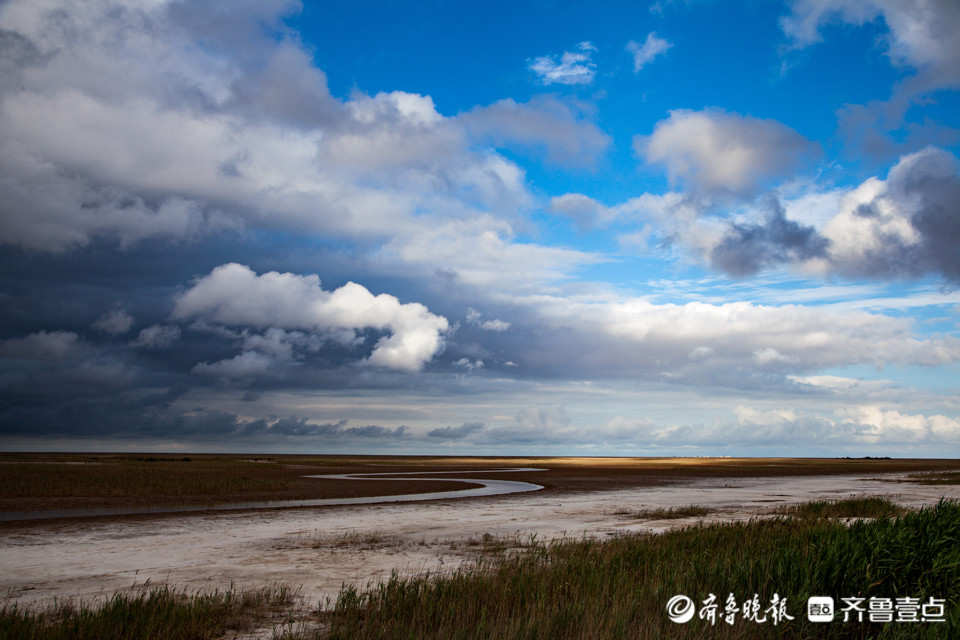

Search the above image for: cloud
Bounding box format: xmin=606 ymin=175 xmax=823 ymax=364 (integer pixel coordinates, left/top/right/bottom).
xmin=608 ymin=404 xmax=960 ymax=449
xmin=547 ymin=193 xmax=612 ymax=230
xmin=528 ymin=42 xmax=598 ymax=85
xmin=131 ymin=324 xmax=182 ymax=350
xmin=781 ymin=0 xmax=960 ymax=156
xmin=172 ymin=263 xmax=449 ymax=372
xmin=636 ymin=109 xmax=818 ymax=195
xmin=626 ymin=32 xmax=672 ymax=72
xmin=835 ymin=406 xmax=960 ymax=444
xmin=193 ymin=350 xmax=276 ymax=380
xmin=427 ymin=422 xmax=485 ymax=439
xmin=615 ymin=147 xmax=959 ymax=282
xmin=381 ymin=217 xmax=600 ymax=293
xmin=781 ymin=0 xmax=960 ymax=99
xmin=480 ymin=319 xmax=510 ymax=332
xmin=709 ymin=197 xmax=829 ymax=276
xmin=460 ymin=96 xmax=610 ymax=166
xmin=454 ymin=357 xmax=484 ymax=371
xmin=466 ymin=307 xmax=510 ymax=332
xmin=812 ymin=147 xmax=960 ymax=282
xmin=521 ymin=293 xmax=960 ymax=380
xmin=0 ymin=0 xmax=536 ymax=253
xmin=93 ymin=309 xmax=134 ymax=335
xmin=0 ymin=331 xmax=84 ymax=362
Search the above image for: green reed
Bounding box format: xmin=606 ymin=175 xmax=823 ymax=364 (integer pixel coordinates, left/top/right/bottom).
xmin=775 ymin=495 xmax=906 ymax=520
xmin=0 ymin=584 xmax=295 ymax=640
xmin=325 ymin=499 xmax=960 ymax=639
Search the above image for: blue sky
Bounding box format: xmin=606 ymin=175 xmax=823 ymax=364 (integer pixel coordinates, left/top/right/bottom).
xmin=0 ymin=0 xmax=958 ymax=456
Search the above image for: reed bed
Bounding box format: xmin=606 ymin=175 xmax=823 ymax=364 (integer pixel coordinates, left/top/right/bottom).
xmin=325 ymin=499 xmax=960 ymax=639
xmin=0 ymin=584 xmax=295 ymax=640
xmin=774 ymin=496 xmax=906 ymax=520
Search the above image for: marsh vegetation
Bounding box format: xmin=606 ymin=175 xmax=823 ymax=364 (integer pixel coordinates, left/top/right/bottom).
xmin=4 ymin=498 xmax=957 ymax=639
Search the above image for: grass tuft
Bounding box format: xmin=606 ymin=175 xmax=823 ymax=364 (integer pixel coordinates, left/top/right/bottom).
xmin=906 ymin=471 xmax=960 ymax=485
xmin=630 ymin=504 xmax=713 ymax=520
xmin=774 ymin=495 xmax=905 ymax=520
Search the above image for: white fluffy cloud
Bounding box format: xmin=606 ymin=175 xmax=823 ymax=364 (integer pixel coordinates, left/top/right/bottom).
xmin=636 ymin=109 xmax=818 ymax=195
xmin=528 ymin=42 xmax=598 ymax=85
xmin=626 ymin=32 xmax=672 ymax=72
xmin=172 ymin=263 xmax=449 ymax=372
xmin=836 ymin=406 xmax=960 ymax=443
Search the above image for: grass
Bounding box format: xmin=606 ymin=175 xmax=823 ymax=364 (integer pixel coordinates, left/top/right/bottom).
xmin=0 ymin=584 xmax=296 ymax=640
xmin=905 ymin=471 xmax=960 ymax=485
xmin=627 ymin=504 xmax=713 ymax=520
xmin=774 ymin=496 xmax=906 ymax=520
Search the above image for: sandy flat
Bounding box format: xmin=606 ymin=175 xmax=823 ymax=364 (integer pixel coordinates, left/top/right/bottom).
xmin=2 ymin=472 xmax=959 ymax=613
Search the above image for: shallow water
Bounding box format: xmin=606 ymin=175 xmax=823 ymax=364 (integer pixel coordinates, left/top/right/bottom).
xmin=0 ymin=468 xmax=545 ymax=522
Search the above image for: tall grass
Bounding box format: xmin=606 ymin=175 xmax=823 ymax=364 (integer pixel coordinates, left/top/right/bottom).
xmin=325 ymin=499 xmax=960 ymax=639
xmin=775 ymin=496 xmax=906 ymax=520
xmin=0 ymin=585 xmax=295 ymax=640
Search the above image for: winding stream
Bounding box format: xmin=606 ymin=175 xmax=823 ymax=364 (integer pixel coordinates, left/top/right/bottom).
xmin=0 ymin=468 xmax=546 ymax=522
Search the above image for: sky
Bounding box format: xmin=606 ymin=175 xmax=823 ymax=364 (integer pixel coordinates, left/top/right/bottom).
xmin=1 ymin=0 xmax=959 ymax=457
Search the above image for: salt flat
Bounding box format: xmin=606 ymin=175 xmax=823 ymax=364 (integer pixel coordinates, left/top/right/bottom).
xmin=2 ymin=472 xmax=959 ymax=610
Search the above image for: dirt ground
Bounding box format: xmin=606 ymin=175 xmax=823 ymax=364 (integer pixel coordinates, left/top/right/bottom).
xmin=3 ymin=458 xmax=960 ymax=618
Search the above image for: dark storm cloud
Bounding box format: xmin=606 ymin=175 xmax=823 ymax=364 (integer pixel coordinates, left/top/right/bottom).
xmin=710 ymin=198 xmax=829 ymax=277
xmin=896 ymin=157 xmax=960 ymax=283
xmin=0 ymin=373 xmax=409 ymax=443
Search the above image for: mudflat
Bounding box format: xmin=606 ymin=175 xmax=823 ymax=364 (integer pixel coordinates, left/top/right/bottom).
xmin=3 ymin=453 xmax=959 ymax=514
